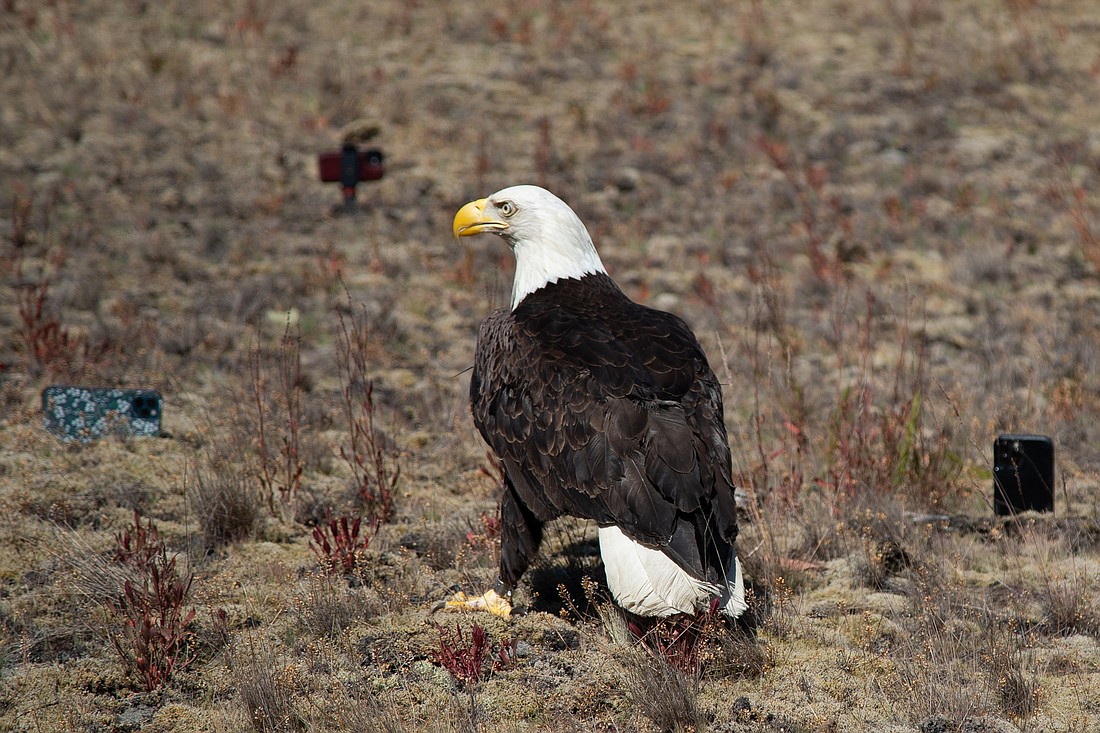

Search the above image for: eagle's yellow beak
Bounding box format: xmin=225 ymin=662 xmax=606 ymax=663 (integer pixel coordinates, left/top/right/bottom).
xmin=453 ymin=198 xmax=508 ymax=238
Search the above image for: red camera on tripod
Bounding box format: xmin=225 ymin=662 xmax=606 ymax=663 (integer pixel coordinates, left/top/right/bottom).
xmin=319 ymin=144 xmax=384 ymax=210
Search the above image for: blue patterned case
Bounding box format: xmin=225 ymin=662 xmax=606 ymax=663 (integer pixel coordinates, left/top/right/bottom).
xmin=42 ymin=386 xmax=162 ymax=442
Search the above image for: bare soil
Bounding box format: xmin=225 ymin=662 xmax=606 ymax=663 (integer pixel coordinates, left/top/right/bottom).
xmin=2 ymin=1 xmax=1100 ymax=731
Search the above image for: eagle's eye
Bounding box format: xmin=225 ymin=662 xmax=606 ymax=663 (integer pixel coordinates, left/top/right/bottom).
xmin=498 ymin=201 xmax=517 ymax=217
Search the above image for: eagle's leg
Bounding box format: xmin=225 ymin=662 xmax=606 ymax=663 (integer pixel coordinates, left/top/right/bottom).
xmin=435 ymin=480 xmax=543 ymax=619
xmin=499 ymin=479 xmax=544 ymax=592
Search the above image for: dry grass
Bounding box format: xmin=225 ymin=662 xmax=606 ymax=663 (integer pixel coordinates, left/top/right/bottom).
xmin=230 ymin=636 xmax=305 ymax=733
xmin=293 ymin=570 xmax=382 ymax=638
xmin=621 ymin=647 xmax=706 ymax=732
xmin=1037 ymin=569 xmax=1100 ymax=638
xmin=1 ymin=0 xmax=1100 ymax=730
xmin=188 ymin=451 xmax=263 ymax=550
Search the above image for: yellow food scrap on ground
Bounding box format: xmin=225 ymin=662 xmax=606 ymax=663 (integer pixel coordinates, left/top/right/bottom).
xmin=438 ymin=589 xmax=512 ymax=619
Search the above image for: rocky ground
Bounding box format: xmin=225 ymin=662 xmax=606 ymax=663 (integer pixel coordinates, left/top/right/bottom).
xmin=2 ymin=1 xmax=1100 ymax=731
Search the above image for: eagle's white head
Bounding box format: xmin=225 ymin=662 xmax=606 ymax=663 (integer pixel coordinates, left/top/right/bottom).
xmin=453 ymin=185 xmax=607 ymax=310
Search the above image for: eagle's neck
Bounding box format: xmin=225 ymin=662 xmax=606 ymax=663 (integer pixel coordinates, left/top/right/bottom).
xmin=510 ymin=221 xmax=606 ymax=310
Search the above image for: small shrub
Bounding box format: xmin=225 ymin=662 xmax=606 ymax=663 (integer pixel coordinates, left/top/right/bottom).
xmin=821 ymin=295 xmax=964 ymax=509
xmin=335 ymin=290 xmax=400 ymax=523
xmin=108 ymin=511 xmax=197 ymax=691
xmin=1066 ymin=182 xmax=1100 ymax=274
xmin=465 ymin=509 xmax=502 ymax=552
xmin=113 ymin=509 xmax=164 ymax=569
xmin=340 ymin=379 xmax=398 ymax=520
xmin=309 ymin=514 xmax=377 ymax=575
xmin=433 ymin=622 xmax=516 ymax=687
xmin=7 ymin=188 xmax=109 ymax=381
xmin=757 ymin=135 xmax=851 ymax=287
xmin=209 ymin=607 xmax=231 ymax=653
xmin=249 ymin=321 xmax=306 ymax=513
xmin=626 ymin=597 xmax=767 ymax=678
xmin=8 ymin=188 xmax=55 ymax=372
xmin=14 ymin=271 xmax=73 ymax=380
xmin=629 ymin=601 xmax=720 ymax=675
xmin=110 ymin=566 xmax=197 ymax=691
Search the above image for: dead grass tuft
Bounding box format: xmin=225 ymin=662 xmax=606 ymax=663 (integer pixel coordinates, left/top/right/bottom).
xmin=1038 ymin=571 xmax=1100 ymax=637
xmin=230 ymin=636 xmax=305 ymax=733
xmin=849 ymin=502 xmax=916 ymax=591
xmin=293 ymin=570 xmax=381 ymax=638
xmin=187 ymin=452 xmax=262 ymax=550
xmin=620 ymin=646 xmax=705 ymax=732
xmin=888 ymin=567 xmax=1043 ymax=726
xmin=52 ymin=525 xmax=142 ymax=608
xmin=300 ymin=681 xmax=408 ymax=733
xmin=705 ymin=624 xmax=772 ymax=681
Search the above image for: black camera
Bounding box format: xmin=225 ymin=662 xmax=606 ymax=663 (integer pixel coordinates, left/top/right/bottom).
xmin=993 ymin=434 xmax=1054 ymax=515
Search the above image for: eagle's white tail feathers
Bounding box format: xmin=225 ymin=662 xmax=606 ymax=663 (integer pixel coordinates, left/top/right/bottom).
xmin=598 ymin=525 xmax=746 ymax=618
xmin=723 ymin=553 xmax=748 ymax=618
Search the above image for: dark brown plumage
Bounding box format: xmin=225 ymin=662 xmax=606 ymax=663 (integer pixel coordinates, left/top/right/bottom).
xmin=470 ymin=272 xmax=739 ymax=595
xmin=454 ymin=184 xmax=744 ymax=618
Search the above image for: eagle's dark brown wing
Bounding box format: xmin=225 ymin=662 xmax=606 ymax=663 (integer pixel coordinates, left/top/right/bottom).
xmin=470 ymin=274 xmax=738 ymax=590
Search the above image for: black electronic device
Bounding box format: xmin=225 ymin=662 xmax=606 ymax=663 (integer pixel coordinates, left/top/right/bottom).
xmin=993 ymin=434 xmax=1054 ymax=515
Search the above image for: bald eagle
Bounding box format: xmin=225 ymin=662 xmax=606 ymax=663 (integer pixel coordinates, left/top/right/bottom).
xmin=454 ymin=185 xmax=746 ymax=619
